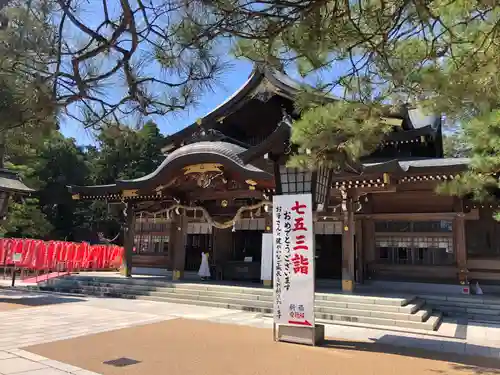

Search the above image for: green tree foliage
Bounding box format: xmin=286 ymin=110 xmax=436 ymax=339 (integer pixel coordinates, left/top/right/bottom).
xmin=29 ymin=132 xmax=91 ymax=240
xmin=0 ymin=1 xmax=56 ymax=136
xmin=0 ymin=163 xmax=53 ymax=239
xmin=83 ymin=121 xmax=166 ymax=242
xmin=443 ymin=130 xmax=470 ymax=158
xmin=172 ymin=0 xmax=500 ymax=211
xmin=1 ymin=1 xmax=226 ymax=128
xmin=290 ymin=102 xmax=393 ymax=170
xmin=0 ymin=120 xmax=166 ymax=240
xmin=92 ymin=121 xmax=165 ymax=184
xmin=0 ymin=197 xmax=53 ymax=238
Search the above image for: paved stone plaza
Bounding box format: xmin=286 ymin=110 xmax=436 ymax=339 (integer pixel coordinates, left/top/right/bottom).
xmin=0 ymin=288 xmax=499 ymax=374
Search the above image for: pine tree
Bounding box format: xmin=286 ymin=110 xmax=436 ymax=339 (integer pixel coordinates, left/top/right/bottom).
xmin=173 ymin=0 xmax=500 ymax=211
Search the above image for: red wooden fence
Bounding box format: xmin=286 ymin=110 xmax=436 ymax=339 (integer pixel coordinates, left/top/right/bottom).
xmin=0 ymin=238 xmax=124 ymax=272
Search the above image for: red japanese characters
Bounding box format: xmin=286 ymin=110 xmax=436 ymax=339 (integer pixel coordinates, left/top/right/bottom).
xmin=291 ymin=200 xmax=310 ymax=274
xmin=291 ymin=253 xmax=309 ymax=274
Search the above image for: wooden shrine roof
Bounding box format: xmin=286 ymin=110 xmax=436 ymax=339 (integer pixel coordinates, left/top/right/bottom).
xmin=0 ymin=168 xmax=34 ymax=194
xmin=161 ymin=65 xmax=441 ymax=155
xmin=68 ymin=141 xmax=274 ymax=200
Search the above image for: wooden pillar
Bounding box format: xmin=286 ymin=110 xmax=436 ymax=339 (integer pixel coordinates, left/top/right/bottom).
xmin=170 ymin=215 xmax=188 ymax=280
xmin=363 ymin=218 xmax=376 ymax=279
xmin=342 ymin=198 xmax=355 ymax=292
xmin=121 ymin=203 xmax=135 ymax=278
xmin=263 ymin=215 xmax=273 ymax=287
xmin=355 ymin=219 xmax=364 ymax=284
xmin=455 ymin=213 xmax=468 ymax=285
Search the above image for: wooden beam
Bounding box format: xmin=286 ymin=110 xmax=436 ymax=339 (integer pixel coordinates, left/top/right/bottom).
xmin=186 ymin=189 xmax=264 ymax=201
xmin=358 ymin=211 xmax=479 ymax=221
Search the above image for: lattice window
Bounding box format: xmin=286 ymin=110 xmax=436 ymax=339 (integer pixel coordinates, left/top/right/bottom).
xmin=151 ymin=235 xmax=169 ymax=254
xmin=134 ymin=234 xmax=169 ymax=254
xmin=279 ymin=166 xmax=312 ymax=194
xmin=135 ymin=218 xmax=171 ymax=233
xmin=375 ymin=220 xmax=452 ymax=233
xmin=315 ymin=166 xmax=331 ymax=206
xmin=375 ymin=235 xmax=454 ymax=266
xmin=134 ymin=234 xmax=150 ymax=253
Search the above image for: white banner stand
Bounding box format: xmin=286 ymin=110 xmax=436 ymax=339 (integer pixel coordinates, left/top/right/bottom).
xmin=272 ymin=193 xmax=325 ymax=346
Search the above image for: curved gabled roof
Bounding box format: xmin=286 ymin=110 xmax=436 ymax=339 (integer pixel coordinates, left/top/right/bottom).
xmin=118 ymin=141 xmax=271 ymax=187
xmin=69 ymin=141 xmax=274 ymax=196
xmin=162 ymin=66 xmax=291 ymax=149
xmin=162 ymin=65 xmax=443 ymax=155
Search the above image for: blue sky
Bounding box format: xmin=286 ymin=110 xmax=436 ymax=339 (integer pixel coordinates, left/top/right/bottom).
xmin=56 ymin=1 xmax=349 ymax=145
xmin=59 ymin=59 xmax=256 ymax=145
xmin=56 ymin=2 xmax=261 ymax=145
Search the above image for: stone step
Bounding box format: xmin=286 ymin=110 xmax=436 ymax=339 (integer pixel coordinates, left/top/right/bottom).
xmin=76 ymin=286 xmax=428 ymax=322
xmin=59 ymin=276 xmax=417 ymax=304
xmin=78 ymin=286 xmax=275 ymax=308
xmin=46 ymin=280 xmax=416 ymax=310
xmin=315 ymin=312 xmax=442 ymax=331
xmin=135 ymin=294 xmax=273 ymax=313
xmin=62 ymin=276 xmax=268 ymax=293
xmin=422 ymin=294 xmax=500 ymax=321
xmin=315 ymin=306 xmax=431 ymax=322
xmin=44 ymin=280 xmax=269 ymax=297
xmin=315 ymin=292 xmax=414 ymax=306
xmin=315 ymin=298 xmax=424 ymax=314
xmin=132 ymin=294 xmax=440 ymax=330
xmin=39 ymin=284 xmax=430 ymax=322
xmin=426 ymin=297 xmax=500 ymax=310
xmin=429 ymin=304 xmax=500 ymax=317
xmin=43 ymin=280 xmax=160 ymax=293
xmin=147 ymin=289 xmax=274 ymax=302
xmin=45 ymin=277 xmax=416 ymax=306
xmin=424 ymin=299 xmax=500 ymax=310
xmin=468 ymin=314 xmax=500 ymax=322
xmin=424 ymin=298 xmax=500 ymax=309
xmin=34 ymin=280 xmax=441 ymax=331
xmin=420 ymin=294 xmax=500 ymax=306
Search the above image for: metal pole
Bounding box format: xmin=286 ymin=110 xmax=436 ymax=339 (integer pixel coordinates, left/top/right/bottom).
xmin=11 ymin=266 xmax=16 ymax=287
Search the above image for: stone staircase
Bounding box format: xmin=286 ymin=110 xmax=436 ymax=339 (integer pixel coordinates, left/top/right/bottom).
xmin=30 ymin=275 xmax=442 ymax=331
xmin=422 ymin=293 xmax=500 ymax=322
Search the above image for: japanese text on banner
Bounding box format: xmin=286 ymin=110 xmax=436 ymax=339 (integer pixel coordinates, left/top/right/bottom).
xmin=272 ymin=194 xmax=315 ymax=327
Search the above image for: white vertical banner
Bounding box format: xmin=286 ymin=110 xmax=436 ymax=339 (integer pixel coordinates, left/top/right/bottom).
xmin=273 ymin=193 xmax=315 ymax=327
xmin=261 ymin=233 xmax=273 ymax=281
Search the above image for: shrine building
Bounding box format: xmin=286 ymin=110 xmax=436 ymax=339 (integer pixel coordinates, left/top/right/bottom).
xmin=69 ymin=66 xmax=500 ymax=292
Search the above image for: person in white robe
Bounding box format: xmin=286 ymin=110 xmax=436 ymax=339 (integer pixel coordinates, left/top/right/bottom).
xmin=198 ymin=251 xmax=211 ymax=280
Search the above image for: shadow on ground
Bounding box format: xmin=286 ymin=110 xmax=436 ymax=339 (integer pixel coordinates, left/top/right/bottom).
xmin=0 ymin=289 xmax=85 ymax=308
xmin=324 ymin=336 xmax=500 ymax=374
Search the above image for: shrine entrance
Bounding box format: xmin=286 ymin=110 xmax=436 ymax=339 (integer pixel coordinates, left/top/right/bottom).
xmin=185 ymin=234 xmax=212 ymax=272
xmin=315 ymin=234 xmax=342 ymax=279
